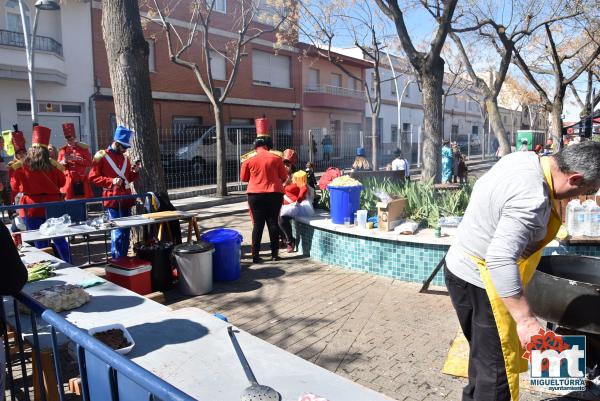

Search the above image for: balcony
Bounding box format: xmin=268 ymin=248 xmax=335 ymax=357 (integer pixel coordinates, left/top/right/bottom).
xmin=303 ymin=84 xmax=365 ymax=111
xmin=0 ymin=29 xmax=63 ymax=56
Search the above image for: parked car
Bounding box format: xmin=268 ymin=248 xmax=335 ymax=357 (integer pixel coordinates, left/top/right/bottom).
xmin=161 ymin=125 xmax=256 ymax=175
xmin=456 ymin=133 xmax=481 ymax=154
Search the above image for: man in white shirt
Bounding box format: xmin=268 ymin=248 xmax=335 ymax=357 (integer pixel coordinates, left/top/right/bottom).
xmin=390 ymin=148 xmax=409 ymax=179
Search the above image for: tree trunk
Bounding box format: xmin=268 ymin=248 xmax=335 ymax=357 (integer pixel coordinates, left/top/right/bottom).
xmin=420 ymin=58 xmax=444 ymax=182
xmin=486 ymin=98 xmax=511 ymax=156
xmin=550 ymin=102 xmax=563 ymax=140
xmin=371 ymin=114 xmax=378 ymax=171
xmin=214 ymin=105 xmax=227 ymax=196
xmin=101 ymin=0 xmax=166 ymax=197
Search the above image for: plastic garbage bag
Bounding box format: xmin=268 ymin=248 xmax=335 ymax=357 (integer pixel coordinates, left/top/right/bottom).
xmin=39 ymin=214 xmax=71 ymax=235
xmin=438 ymin=216 xmax=463 ymax=227
xmin=395 ymin=220 xmax=419 ymax=235
xmin=374 ymin=189 xmax=392 ymax=203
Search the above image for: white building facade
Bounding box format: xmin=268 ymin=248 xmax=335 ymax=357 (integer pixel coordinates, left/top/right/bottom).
xmin=0 ymin=0 xmax=95 ymax=148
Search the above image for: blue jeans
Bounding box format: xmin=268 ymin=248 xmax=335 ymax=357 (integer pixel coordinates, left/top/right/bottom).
xmin=107 ymin=208 xmax=131 ymax=259
xmin=24 ymin=217 xmax=71 ymax=263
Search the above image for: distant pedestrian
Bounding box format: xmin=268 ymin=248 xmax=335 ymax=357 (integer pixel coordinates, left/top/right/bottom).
xmin=322 ymin=134 xmax=333 ymax=161
xmin=519 ymin=139 xmax=529 ymax=151
xmin=390 ymin=148 xmax=410 ymax=179
xmin=441 ymin=140 xmax=454 ymax=183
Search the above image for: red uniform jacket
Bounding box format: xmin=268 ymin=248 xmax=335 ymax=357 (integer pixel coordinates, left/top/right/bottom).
xmin=10 ymin=160 xmax=66 ymax=218
xmin=8 ymin=160 xmax=22 ymax=203
xmin=240 ymin=148 xmax=287 ymax=194
xmin=283 ymin=183 xmax=308 ymax=205
xmin=88 ymin=148 xmax=139 ymax=209
xmin=58 ymin=142 xmax=93 ymax=199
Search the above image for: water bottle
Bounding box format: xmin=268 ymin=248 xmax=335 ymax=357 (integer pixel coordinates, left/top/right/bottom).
xmin=582 ymin=200 xmax=596 ymax=237
xmin=566 ymin=199 xmax=581 ymax=236
xmin=571 ymin=201 xmax=585 ymax=237
xmin=585 ymin=202 xmax=600 ymax=237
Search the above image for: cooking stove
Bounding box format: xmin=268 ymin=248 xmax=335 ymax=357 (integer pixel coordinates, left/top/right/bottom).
xmin=554 ymin=326 xmax=600 ymax=397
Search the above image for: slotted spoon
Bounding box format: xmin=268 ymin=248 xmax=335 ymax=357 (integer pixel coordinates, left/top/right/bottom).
xmin=227 ymin=326 xmax=281 ymax=401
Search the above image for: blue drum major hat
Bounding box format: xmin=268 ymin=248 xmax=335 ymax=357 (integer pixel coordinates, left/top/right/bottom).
xmin=356 ymin=147 xmax=366 ymax=156
xmin=114 ymin=125 xmax=134 ymax=148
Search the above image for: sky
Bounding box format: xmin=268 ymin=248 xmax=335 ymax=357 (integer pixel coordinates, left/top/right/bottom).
xmin=322 ymin=1 xmax=597 ymax=123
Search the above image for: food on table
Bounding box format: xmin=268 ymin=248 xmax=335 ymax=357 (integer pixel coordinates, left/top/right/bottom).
xmin=29 ymin=284 xmax=90 ymax=312
xmin=25 ymin=261 xmax=54 ymax=282
xmin=329 ymin=176 xmax=361 ymax=187
xmin=92 ymin=328 xmax=131 ymax=350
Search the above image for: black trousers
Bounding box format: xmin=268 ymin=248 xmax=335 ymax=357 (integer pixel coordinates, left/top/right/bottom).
xmin=279 ymin=215 xmax=294 ymax=244
xmin=444 ymin=266 xmax=511 ymax=401
xmin=248 ymin=193 xmax=283 ymax=258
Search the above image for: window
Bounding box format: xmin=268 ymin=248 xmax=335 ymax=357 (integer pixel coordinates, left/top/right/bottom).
xmin=348 ymin=76 xmax=356 ymax=91
xmin=16 ymin=102 xmax=31 ymax=111
xmin=172 ymin=116 xmax=202 ymax=136
xmin=209 ymin=50 xmax=226 ymax=80
xmin=252 ymin=50 xmax=290 ymax=88
xmin=330 ymin=73 xmax=342 ymax=88
xmin=402 ymin=123 xmax=411 ymax=138
xmin=213 ymin=0 xmax=226 ymax=13
xmin=62 ymin=104 xmax=82 ymax=113
xmin=6 ymin=0 xmax=29 ymax=33
xmin=404 ymin=82 xmax=410 ymax=98
xmin=391 ymin=124 xmax=398 ymax=144
xmin=451 ymin=124 xmax=459 ymax=142
xmin=230 ymin=118 xmax=253 ymax=126
xmin=472 ymin=125 xmax=479 ymax=135
xmin=146 ymin=39 xmax=156 ymax=72
xmin=370 ymin=72 xmax=375 ymax=93
xmin=308 ymin=68 xmax=320 ymax=89
xmin=390 ymin=80 xmax=396 ymax=95
xmin=110 ymin=114 xmax=117 ymax=133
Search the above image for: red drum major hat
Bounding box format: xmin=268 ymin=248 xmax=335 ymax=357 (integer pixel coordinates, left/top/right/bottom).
xmin=62 ymin=123 xmax=76 ymax=139
xmin=255 ymin=118 xmax=271 ymax=137
xmin=32 ymin=125 xmax=51 ymax=148
xmin=11 ymin=130 xmax=26 ymax=153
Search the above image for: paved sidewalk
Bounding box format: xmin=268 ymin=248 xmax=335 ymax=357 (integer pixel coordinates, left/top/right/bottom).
xmin=164 ymin=213 xmax=562 ymax=401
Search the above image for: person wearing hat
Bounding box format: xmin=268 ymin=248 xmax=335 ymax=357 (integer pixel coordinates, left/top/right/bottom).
xmin=240 ymin=119 xmax=288 ymax=263
xmin=390 ymin=148 xmax=410 ymax=179
xmin=58 ymin=123 xmax=93 ymax=200
xmin=441 ymin=139 xmax=454 ymax=183
xmin=7 ymin=129 xmax=26 ymax=203
xmin=10 ymin=125 xmax=71 ymax=262
xmin=89 ymin=125 xmax=140 ymax=259
xmin=282 ymin=148 xmax=298 ymax=185
xmin=351 ymin=147 xmax=371 ymax=171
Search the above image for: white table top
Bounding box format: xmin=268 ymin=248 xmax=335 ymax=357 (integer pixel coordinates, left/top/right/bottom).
xmin=5 ymin=246 xmax=170 ymax=349
xmin=124 ymin=308 xmax=393 ymax=401
xmin=21 ymin=211 xmax=197 ymax=242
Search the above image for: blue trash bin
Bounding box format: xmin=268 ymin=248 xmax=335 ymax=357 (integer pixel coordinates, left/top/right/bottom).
xmin=328 ymin=185 xmax=362 ymax=225
xmin=201 ymin=228 xmax=243 ymax=281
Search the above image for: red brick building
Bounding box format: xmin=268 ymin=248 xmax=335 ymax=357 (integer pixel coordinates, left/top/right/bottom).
xmin=91 ymin=0 xmax=302 ymax=150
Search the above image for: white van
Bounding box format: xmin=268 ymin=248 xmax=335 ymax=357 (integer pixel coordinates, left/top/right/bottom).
xmin=162 ymin=125 xmax=256 ymax=175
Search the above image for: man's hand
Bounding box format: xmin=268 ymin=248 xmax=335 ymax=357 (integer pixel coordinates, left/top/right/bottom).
xmin=112 ymin=177 xmax=123 ymax=187
xmin=502 ymin=294 xmax=543 ymax=348
xmin=516 ymin=316 xmax=544 ymax=348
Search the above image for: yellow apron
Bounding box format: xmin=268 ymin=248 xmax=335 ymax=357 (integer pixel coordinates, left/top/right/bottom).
xmin=469 ymin=157 xmax=562 ymax=401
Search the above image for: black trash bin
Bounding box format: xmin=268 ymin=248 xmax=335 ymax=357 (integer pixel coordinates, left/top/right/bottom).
xmin=134 ymin=241 xmax=174 ymax=292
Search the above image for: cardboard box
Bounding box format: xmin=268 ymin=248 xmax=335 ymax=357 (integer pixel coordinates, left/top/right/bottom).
xmin=377 ymin=198 xmax=406 ymax=231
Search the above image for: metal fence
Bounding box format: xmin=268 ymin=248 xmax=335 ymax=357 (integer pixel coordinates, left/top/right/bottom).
xmin=93 ymin=125 xmax=497 ymax=194
xmin=1 ymin=291 xmax=197 ymax=401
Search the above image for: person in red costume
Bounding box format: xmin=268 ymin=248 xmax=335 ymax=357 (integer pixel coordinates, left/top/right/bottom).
xmin=279 ymin=170 xmax=309 ymax=252
xmin=10 ymin=125 xmax=71 ymax=262
xmin=240 ymin=122 xmax=287 ymax=263
xmin=58 ymin=123 xmax=93 ymax=199
xmin=89 ymin=125 xmax=140 ymax=258
xmin=7 ymin=128 xmax=26 ymax=204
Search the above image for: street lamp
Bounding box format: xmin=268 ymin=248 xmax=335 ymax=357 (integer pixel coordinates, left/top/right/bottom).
xmin=18 ymin=0 xmax=60 ymax=126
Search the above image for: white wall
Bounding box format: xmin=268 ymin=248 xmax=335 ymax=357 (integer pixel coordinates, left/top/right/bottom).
xmin=0 ymin=1 xmax=94 ymax=146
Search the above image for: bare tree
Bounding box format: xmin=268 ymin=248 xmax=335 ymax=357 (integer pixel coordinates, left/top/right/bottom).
xmin=146 ymin=0 xmax=292 ymax=196
xmin=447 ymin=0 xmax=582 ymax=156
xmin=510 ymin=13 xmax=600 ymax=138
xmin=102 ymin=0 xmax=167 ymax=197
xmin=297 ymin=0 xmax=409 ymax=170
xmin=374 ymin=0 xmax=458 ymax=181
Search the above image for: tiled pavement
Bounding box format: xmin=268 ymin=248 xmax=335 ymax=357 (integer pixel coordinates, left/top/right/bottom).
xmin=164 ymin=213 xmax=568 ymax=401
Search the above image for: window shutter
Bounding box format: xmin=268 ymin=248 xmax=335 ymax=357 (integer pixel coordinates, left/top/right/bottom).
xmin=252 ymin=50 xmax=271 ymax=85
xmin=270 ymin=53 xmax=290 ymax=88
